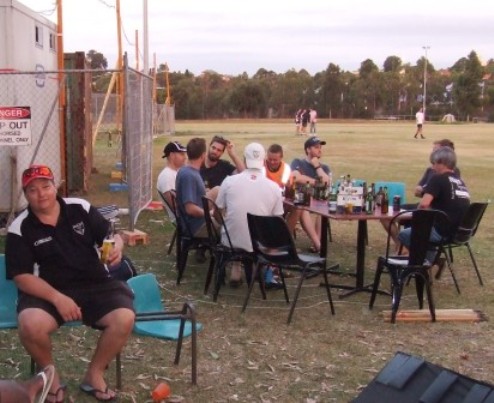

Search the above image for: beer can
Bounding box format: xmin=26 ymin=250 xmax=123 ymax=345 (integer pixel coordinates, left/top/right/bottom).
xmin=393 ymin=195 xmax=401 ymax=212
xmin=100 ymin=239 xmax=115 ymax=263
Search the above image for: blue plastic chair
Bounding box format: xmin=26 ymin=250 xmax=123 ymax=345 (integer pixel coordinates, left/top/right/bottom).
xmin=374 ymin=181 xmax=406 ymax=205
xmin=0 ymin=254 xmax=18 ymax=329
xmin=127 ymin=273 xmax=202 ymax=384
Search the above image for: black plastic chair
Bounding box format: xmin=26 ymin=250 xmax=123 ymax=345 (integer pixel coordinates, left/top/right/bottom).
xmin=201 ymin=197 xmax=265 ymax=301
xmin=157 ymin=190 xmax=178 ymax=256
xmin=172 ymin=191 xmax=214 ymax=287
xmin=369 ymin=209 xmax=448 ymax=324
xmin=242 ymin=213 xmax=335 ymax=325
xmin=434 ymin=202 xmax=489 ymax=289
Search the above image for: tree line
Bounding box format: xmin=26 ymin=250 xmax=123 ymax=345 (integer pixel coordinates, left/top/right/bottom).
xmin=89 ymin=49 xmax=494 ymax=122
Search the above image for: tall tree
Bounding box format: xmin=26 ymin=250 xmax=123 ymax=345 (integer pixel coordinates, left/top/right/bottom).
xmin=453 ymin=51 xmax=484 ymax=120
xmin=86 ymin=49 xmax=108 ymax=70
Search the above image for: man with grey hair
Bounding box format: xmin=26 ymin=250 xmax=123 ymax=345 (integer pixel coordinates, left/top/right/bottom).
xmin=398 ymin=146 xmax=470 ymax=261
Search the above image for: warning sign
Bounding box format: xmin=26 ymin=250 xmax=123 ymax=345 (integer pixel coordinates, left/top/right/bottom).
xmin=0 ymin=106 xmax=32 ymax=146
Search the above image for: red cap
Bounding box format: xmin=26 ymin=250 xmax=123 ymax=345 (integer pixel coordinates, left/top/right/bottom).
xmin=22 ymin=165 xmax=54 ymax=189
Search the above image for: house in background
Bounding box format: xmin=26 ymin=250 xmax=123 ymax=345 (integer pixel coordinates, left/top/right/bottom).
xmin=0 ymin=0 xmax=61 ymax=213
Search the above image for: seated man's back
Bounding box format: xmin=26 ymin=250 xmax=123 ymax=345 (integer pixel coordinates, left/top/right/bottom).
xmin=216 ymin=143 xmax=284 ymax=252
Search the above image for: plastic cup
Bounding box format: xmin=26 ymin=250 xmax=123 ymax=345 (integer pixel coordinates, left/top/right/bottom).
xmin=151 ymin=382 xmax=171 ymax=401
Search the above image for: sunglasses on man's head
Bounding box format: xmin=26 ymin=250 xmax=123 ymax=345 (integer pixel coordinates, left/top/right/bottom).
xmin=22 ymin=166 xmax=53 ymax=180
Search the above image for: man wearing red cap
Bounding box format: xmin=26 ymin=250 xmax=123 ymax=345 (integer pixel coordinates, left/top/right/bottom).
xmin=5 ymin=165 xmax=135 ymax=401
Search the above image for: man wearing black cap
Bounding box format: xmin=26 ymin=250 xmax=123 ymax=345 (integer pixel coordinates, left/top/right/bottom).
xmin=157 ymin=141 xmax=187 ymax=220
xmin=157 ymin=141 xmax=187 ymax=195
xmin=286 ymin=136 xmax=331 ymax=252
xmin=291 ymin=136 xmax=331 ymax=185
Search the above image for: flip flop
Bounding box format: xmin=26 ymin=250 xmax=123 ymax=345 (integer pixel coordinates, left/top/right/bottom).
xmin=79 ymin=383 xmax=117 ymax=401
xmin=36 ymin=364 xmax=55 ymax=403
xmin=46 ymin=384 xmax=67 ymax=403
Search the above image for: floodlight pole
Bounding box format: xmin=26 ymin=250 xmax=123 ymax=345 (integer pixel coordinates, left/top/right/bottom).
xmin=422 ymin=46 xmax=430 ymax=113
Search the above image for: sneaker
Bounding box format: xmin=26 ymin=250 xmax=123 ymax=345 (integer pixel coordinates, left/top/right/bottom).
xmin=265 ymin=278 xmax=284 ymax=290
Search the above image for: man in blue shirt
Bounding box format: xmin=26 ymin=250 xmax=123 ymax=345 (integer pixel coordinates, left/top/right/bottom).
xmin=286 ymin=136 xmax=331 ymax=252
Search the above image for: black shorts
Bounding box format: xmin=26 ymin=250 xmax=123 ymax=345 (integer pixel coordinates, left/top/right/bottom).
xmin=417 ymin=123 xmax=423 ymax=128
xmin=17 ymin=280 xmax=135 ymax=328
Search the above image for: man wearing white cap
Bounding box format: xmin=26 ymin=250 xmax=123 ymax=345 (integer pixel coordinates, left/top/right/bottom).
xmin=216 ymin=143 xmax=284 ymax=287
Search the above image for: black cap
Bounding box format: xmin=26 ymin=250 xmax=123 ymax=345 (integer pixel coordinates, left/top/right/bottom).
xmin=304 ymin=136 xmax=326 ymax=149
xmin=162 ymin=141 xmax=186 ymax=158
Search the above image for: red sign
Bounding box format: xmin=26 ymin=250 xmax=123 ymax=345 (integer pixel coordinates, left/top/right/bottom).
xmin=0 ymin=106 xmax=31 ymax=119
xmin=0 ymin=106 xmax=32 ymax=146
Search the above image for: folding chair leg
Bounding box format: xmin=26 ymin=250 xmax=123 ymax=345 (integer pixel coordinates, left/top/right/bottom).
xmin=466 ymin=243 xmax=484 ymax=286
xmin=425 ymin=276 xmax=436 ymax=322
xmin=390 ymin=282 xmax=404 ymax=324
xmin=167 ymin=230 xmax=177 ymax=255
xmin=287 ymin=271 xmax=306 ymax=324
xmin=242 ymin=263 xmax=259 ymax=313
xmin=369 ymin=259 xmax=384 ymax=309
xmin=204 ymin=254 xmax=216 ymax=295
xmin=321 ymin=264 xmax=335 ymax=315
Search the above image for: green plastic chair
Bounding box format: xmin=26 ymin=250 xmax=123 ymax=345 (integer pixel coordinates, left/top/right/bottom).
xmin=127 ymin=273 xmax=202 ymax=384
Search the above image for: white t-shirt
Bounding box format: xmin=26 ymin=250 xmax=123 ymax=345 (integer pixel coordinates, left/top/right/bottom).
xmin=416 ymin=111 xmax=424 ymax=125
xmin=157 ymin=166 xmax=177 ymax=221
xmin=216 ymin=169 xmax=284 ymax=252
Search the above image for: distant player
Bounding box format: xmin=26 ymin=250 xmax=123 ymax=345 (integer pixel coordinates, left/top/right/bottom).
xmin=414 ymin=107 xmax=425 ymax=139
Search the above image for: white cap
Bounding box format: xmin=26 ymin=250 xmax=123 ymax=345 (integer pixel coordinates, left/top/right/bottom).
xmin=244 ymin=142 xmax=265 ymax=169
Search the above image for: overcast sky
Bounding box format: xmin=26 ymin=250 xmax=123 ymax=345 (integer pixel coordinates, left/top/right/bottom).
xmin=18 ymin=0 xmax=493 ymax=76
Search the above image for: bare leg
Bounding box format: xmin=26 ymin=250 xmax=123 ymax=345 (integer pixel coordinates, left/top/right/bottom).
xmin=81 ymin=308 xmax=134 ymax=400
xmin=17 ymin=308 xmax=63 ymax=399
xmin=300 ymin=211 xmax=321 ymax=251
xmin=380 ymin=218 xmax=401 ymax=252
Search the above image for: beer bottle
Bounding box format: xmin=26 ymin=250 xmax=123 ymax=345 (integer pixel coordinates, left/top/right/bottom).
xmin=303 ymin=181 xmax=312 ymax=206
xmin=365 ymin=186 xmax=374 ymax=215
xmin=285 ymin=177 xmax=295 ymax=200
xmin=381 ymin=186 xmax=389 ymax=214
xmin=362 ymin=181 xmax=368 ymax=212
xmin=328 ymin=184 xmax=338 ymax=213
xmin=375 ymin=186 xmax=383 ymax=207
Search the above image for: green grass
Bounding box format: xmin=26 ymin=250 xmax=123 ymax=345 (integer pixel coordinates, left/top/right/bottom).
xmin=1 ymin=120 xmax=493 ymax=402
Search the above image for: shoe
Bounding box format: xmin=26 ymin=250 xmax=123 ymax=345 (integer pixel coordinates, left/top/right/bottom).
xmin=194 ymin=248 xmax=207 ymax=263
xmin=46 ymin=383 xmax=67 ymax=403
xmin=79 ymin=383 xmax=116 ymax=401
xmin=36 ymin=365 xmax=55 ymax=403
xmin=265 ymin=278 xmax=284 ymax=290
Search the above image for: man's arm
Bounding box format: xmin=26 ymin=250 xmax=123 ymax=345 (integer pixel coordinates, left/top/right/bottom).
xmin=184 ymin=201 xmax=204 ymax=218
xmin=418 ymin=193 xmax=433 ymax=210
xmin=226 ymin=141 xmax=245 ymax=173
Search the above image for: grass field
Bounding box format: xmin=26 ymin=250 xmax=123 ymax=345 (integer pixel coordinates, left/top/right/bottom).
xmin=1 ymin=120 xmax=493 ymax=402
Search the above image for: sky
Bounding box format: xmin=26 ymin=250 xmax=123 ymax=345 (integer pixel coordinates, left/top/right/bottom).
xmin=17 ymin=0 xmax=494 ymax=76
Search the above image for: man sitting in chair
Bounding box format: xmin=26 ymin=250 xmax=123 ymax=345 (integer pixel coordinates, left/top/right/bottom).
xmin=157 ymin=141 xmax=187 ymax=222
xmin=216 ymin=143 xmax=284 ymax=288
xmin=5 ymin=165 xmax=135 ymax=402
xmin=398 ymin=147 xmax=470 ymax=263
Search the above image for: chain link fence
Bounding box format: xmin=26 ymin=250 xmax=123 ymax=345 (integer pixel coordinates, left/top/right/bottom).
xmin=123 ymin=62 xmax=153 ymax=229
xmin=0 ymin=57 xmax=154 ymax=231
xmin=0 ymin=70 xmax=63 ymax=213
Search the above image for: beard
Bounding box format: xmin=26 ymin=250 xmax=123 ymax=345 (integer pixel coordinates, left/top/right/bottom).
xmin=208 ymin=151 xmax=220 ymax=162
